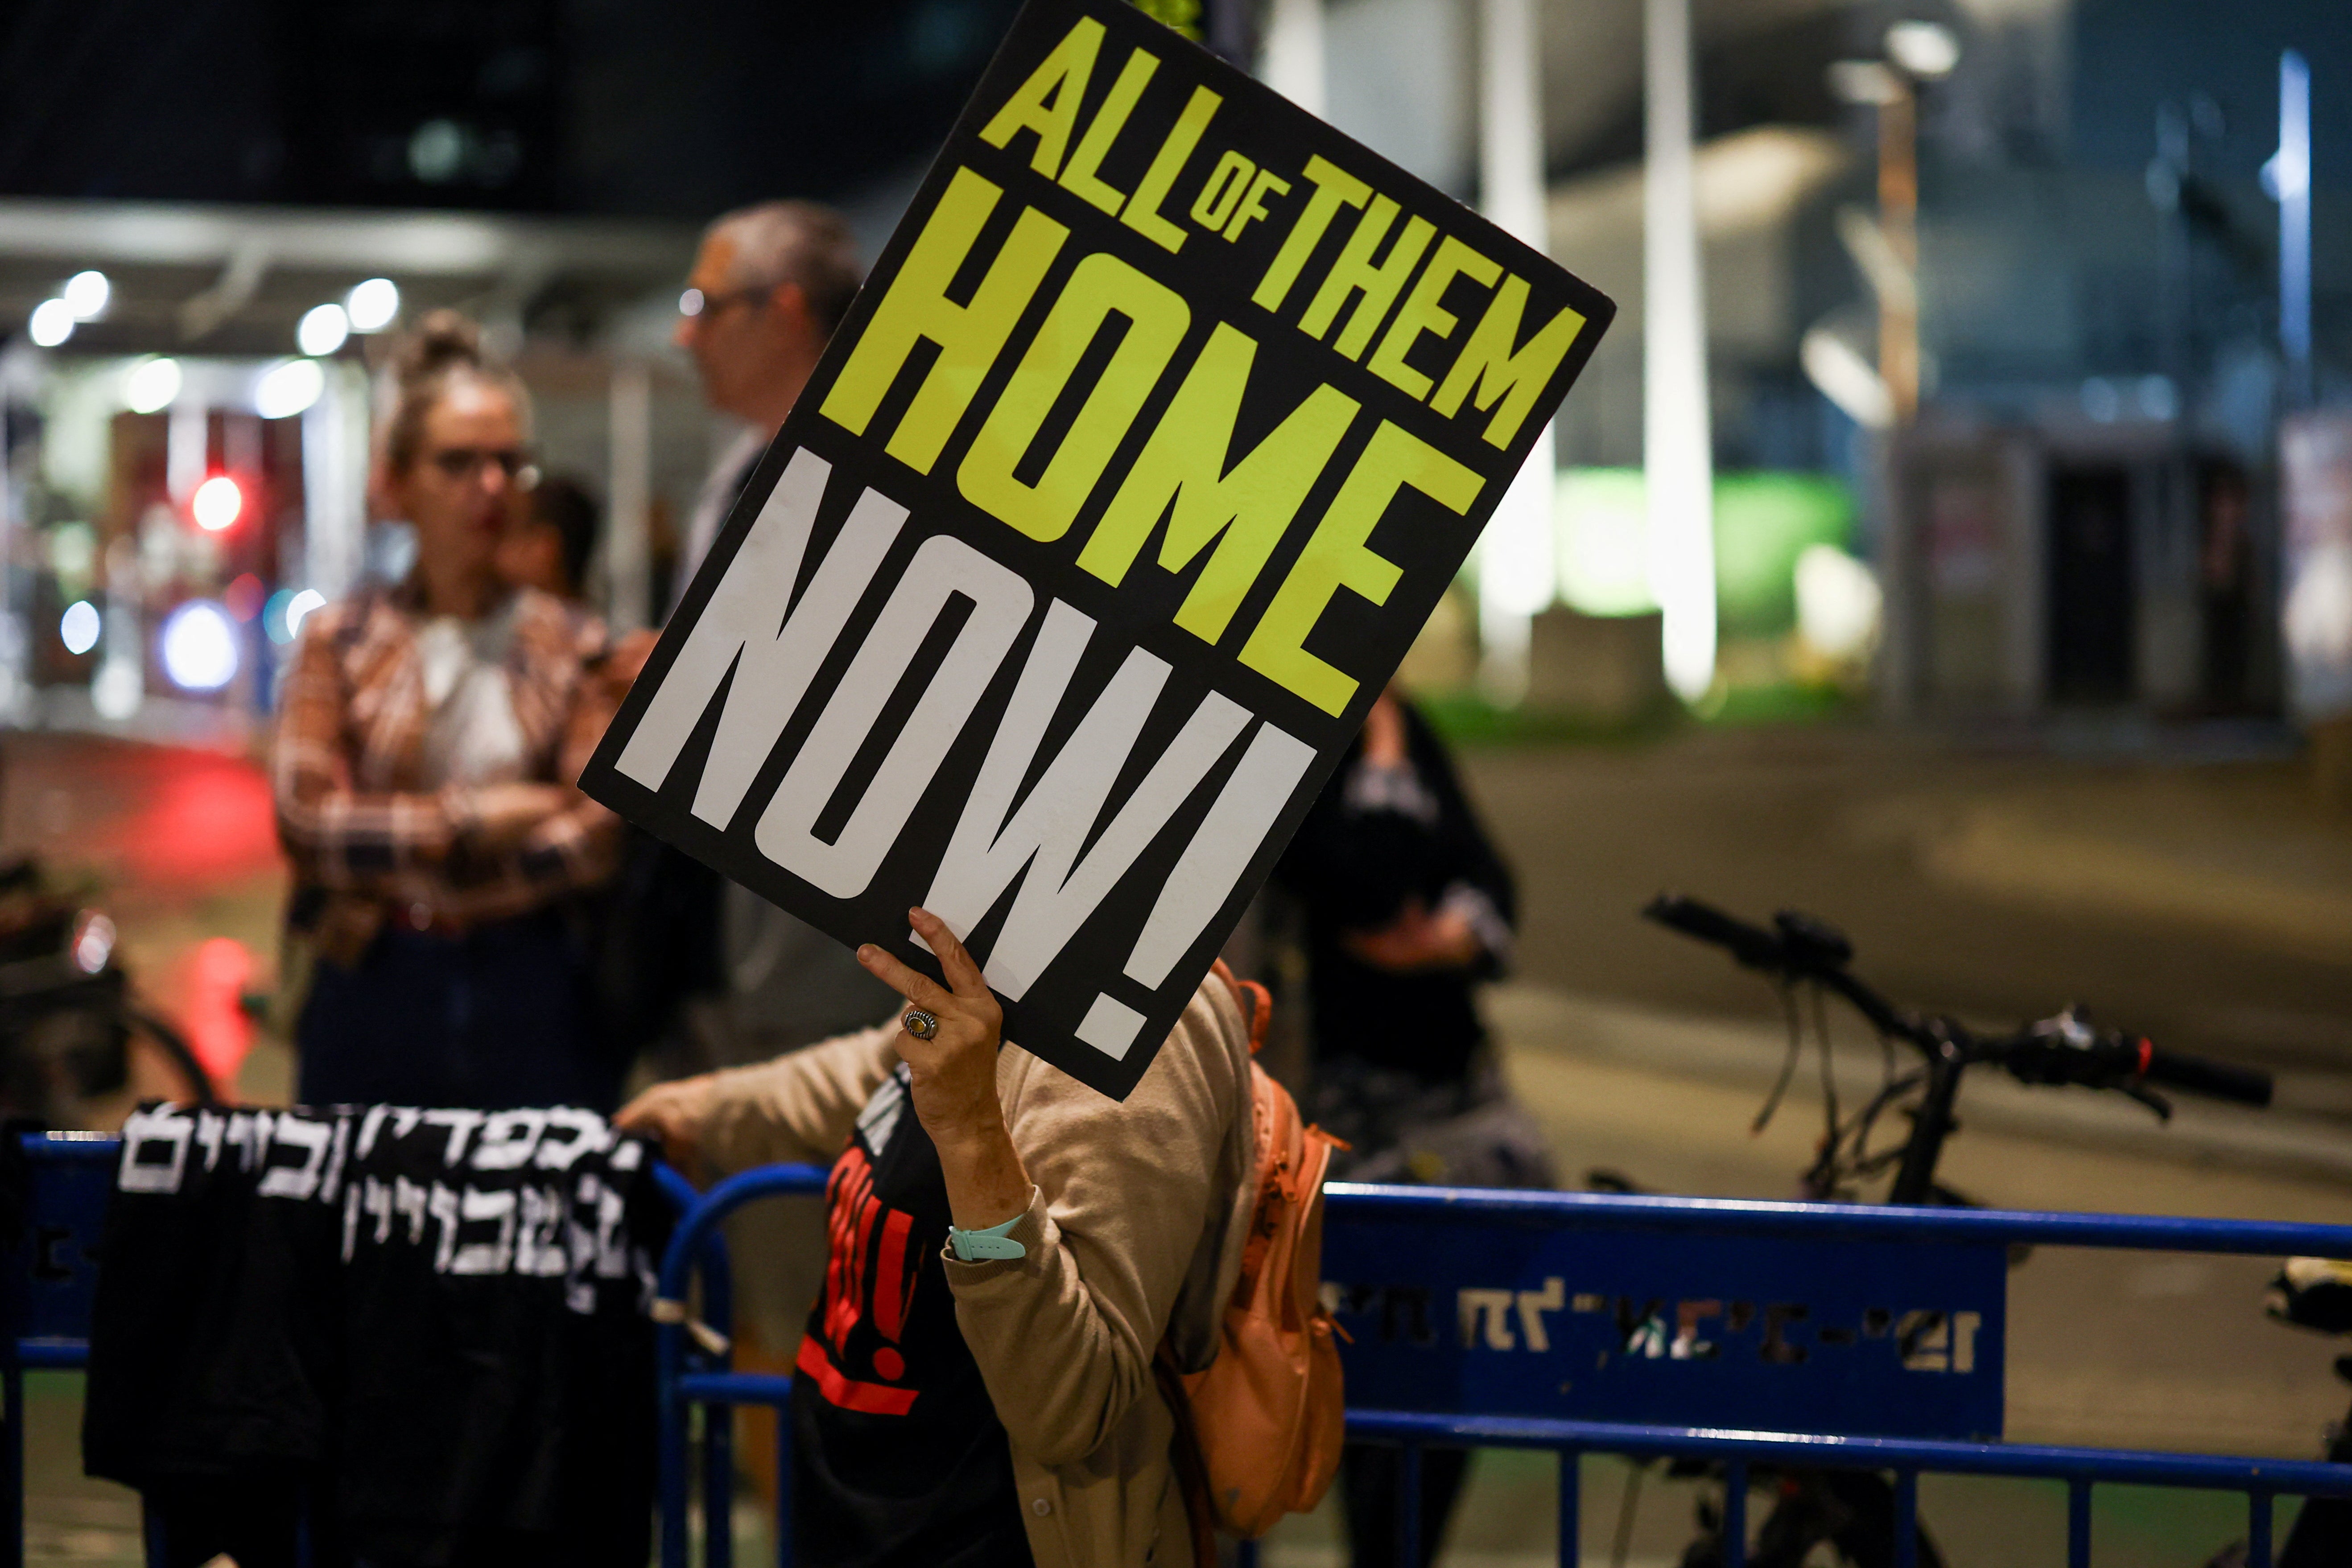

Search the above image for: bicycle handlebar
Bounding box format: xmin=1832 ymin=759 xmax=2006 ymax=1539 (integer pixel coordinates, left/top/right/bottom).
xmin=1642 ymin=894 xmax=1789 ymax=971
xmin=2142 ymin=1044 xmax=2274 ymax=1108
xmin=1644 ymin=892 xmax=2275 ymax=1111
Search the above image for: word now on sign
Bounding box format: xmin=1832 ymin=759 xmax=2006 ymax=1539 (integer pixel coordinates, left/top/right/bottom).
xmin=582 ymin=0 xmax=1613 ymax=1097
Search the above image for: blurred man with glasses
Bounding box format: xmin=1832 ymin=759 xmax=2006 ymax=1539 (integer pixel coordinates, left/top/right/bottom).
xmin=670 ymin=201 xmax=864 ymax=601
xmin=632 ymin=201 xmax=900 ymax=1437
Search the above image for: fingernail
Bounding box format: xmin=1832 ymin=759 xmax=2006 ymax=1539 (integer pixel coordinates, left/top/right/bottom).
xmin=856 ymin=944 xmax=874 ymax=960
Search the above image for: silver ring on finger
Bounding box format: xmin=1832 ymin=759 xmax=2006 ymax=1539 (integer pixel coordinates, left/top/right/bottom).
xmin=903 ymin=1008 xmax=939 ymax=1041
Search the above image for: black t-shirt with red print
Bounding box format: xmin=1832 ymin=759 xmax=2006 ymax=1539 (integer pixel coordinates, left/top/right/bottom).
xmin=791 ymin=1063 xmax=1035 ymax=1566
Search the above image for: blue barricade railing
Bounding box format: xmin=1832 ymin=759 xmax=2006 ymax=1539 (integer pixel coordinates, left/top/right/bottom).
xmin=8 ymin=1133 xmax=2352 ymax=1568
xmin=654 ymin=1166 xmax=2352 ymax=1568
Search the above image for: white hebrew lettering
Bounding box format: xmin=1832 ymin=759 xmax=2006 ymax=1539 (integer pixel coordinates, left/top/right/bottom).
xmin=451 ymin=1187 xmax=519 ymax=1276
xmin=1515 ymin=1277 xmax=1564 ymax=1353
xmin=515 ymin=1185 xmax=569 ymax=1276
xmin=427 ymin=1183 xmax=462 ymax=1273
xmin=1671 ymin=1299 xmax=1723 ymax=1361
xmin=590 ymin=1178 xmax=629 ymax=1279
xmin=470 ymin=1110 xmax=546 ymax=1171
xmin=1459 ymin=1288 xmax=1517 ymax=1350
xmin=119 ymin=1106 xmax=194 ymax=1195
xmin=317 ymin=1117 xmax=350 ymax=1204
xmin=225 ymin=1111 xmax=273 ymax=1173
xmin=1897 ymin=1309 xmax=1949 ymax=1371
xmin=365 ymin=1176 xmax=395 ymax=1247
xmin=395 ymin=1176 xmax=430 ymax=1246
xmin=421 ymin=1109 xmax=485 ymax=1166
xmin=356 ymin=1105 xmax=392 ymax=1160
xmin=258 ymin=1114 xmax=334 ymax=1200
xmin=534 ymin=1109 xmax=609 ymax=1170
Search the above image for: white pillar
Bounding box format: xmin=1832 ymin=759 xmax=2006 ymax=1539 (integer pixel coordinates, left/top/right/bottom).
xmin=1475 ymin=0 xmax=1556 ymax=705
xmin=300 ymin=363 xmax=369 ymax=602
xmin=1264 ymin=0 xmax=1325 ymax=117
xmin=607 ymin=360 xmax=652 ymax=634
xmin=2278 ymin=49 xmax=2313 ymax=410
xmin=167 ymin=402 xmax=206 ymax=506
xmin=1644 ymin=0 xmax=1717 ymax=703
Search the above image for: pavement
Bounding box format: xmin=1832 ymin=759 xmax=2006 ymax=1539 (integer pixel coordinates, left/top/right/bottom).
xmin=1458 ymin=724 xmax=2352 ymax=1095
xmin=6 ymin=722 xmax=2352 ymax=1564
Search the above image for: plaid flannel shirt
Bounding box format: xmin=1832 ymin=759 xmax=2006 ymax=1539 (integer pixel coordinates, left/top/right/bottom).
xmin=273 ymin=584 xmax=625 ymax=947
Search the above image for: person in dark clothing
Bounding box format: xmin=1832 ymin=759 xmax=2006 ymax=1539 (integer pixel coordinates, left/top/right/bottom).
xmin=1273 ymin=683 xmax=1550 ymax=1568
xmin=499 ymin=474 xmax=603 ymax=604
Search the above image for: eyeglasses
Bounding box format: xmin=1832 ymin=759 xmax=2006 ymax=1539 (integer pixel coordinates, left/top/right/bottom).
xmin=425 ymin=447 xmax=539 ymax=489
xmin=678 ymin=286 xmax=767 ymax=321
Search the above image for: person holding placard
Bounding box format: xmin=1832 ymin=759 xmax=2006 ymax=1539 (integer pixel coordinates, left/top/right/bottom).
xmin=619 ymin=907 xmax=1255 ymax=1568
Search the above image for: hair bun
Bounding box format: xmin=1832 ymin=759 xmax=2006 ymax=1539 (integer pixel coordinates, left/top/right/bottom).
xmin=394 ymin=309 xmax=483 ymax=384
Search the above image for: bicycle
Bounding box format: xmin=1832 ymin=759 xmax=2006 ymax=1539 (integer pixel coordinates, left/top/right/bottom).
xmin=1595 ymin=893 xmax=2274 ymax=1568
xmin=0 ymin=856 xmax=217 ymax=1126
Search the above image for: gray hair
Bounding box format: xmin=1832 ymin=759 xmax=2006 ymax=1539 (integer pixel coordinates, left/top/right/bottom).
xmin=709 ymin=200 xmax=864 ymax=338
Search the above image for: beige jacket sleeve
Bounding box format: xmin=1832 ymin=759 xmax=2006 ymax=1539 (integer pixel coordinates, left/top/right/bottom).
xmin=944 ymin=979 xmax=1251 ymax=1469
xmin=689 ymin=1024 xmax=899 ymax=1173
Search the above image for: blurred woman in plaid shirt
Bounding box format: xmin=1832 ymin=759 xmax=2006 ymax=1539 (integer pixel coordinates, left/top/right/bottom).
xmin=273 ymin=312 xmax=633 ymax=1112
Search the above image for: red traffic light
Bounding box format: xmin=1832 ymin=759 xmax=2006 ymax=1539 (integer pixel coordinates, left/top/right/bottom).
xmin=191 ymin=475 xmax=243 ymax=532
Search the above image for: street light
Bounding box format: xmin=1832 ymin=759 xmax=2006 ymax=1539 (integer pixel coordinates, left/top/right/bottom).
xmin=123 ymin=357 xmax=182 ymax=415
xmin=297 ymin=303 xmax=350 ymax=357
xmin=254 ymin=358 xmax=326 ymax=420
xmin=1828 ymin=22 xmax=1962 ymax=425
xmin=1884 ymin=21 xmax=1960 ymax=82
xmin=346 ymin=278 xmax=400 ymax=333
xmin=192 ymin=475 xmax=244 ymax=533
xmin=27 ymin=299 xmax=74 ymax=348
xmin=62 ymin=270 xmax=111 ymax=320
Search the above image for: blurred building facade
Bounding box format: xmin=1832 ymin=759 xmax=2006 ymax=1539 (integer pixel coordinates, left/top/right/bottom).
xmin=1314 ymin=0 xmax=2350 ymax=726
xmin=0 ymin=0 xmax=2347 ymax=736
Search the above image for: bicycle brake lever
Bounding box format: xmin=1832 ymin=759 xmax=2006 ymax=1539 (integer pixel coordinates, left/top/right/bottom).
xmin=2122 ymin=1081 xmax=2174 ymax=1122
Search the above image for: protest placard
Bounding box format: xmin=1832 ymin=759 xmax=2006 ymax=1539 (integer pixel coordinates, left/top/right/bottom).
xmin=582 ymin=0 xmax=1614 ymax=1098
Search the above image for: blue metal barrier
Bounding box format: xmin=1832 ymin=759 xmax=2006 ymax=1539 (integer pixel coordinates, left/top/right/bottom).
xmin=7 ymin=1133 xmax=2351 ymax=1568
xmin=654 ymin=1169 xmax=2352 ymax=1568
xmin=0 ymin=1132 xmax=115 ymax=1568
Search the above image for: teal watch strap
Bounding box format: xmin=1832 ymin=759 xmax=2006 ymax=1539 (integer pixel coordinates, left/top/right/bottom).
xmin=948 ymin=1210 xmax=1027 ymax=1262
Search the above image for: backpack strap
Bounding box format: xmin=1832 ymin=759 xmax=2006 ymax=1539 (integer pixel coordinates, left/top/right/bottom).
xmin=1208 ymin=959 xmax=1272 ymax=1056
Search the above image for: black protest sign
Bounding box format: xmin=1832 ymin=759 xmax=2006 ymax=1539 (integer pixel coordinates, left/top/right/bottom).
xmin=581 ymin=0 xmax=1614 ymax=1099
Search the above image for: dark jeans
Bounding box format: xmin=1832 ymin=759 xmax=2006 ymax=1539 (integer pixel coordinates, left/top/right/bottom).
xmin=297 ymin=908 xmax=618 ymax=1112
xmin=1341 ymin=1443 xmax=1470 ymax=1568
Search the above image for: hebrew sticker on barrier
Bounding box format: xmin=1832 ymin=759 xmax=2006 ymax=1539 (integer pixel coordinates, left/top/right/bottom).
xmin=581 ymin=0 xmax=1615 ymax=1099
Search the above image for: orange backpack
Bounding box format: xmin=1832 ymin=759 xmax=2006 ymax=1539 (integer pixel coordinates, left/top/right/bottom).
xmin=1163 ymin=964 xmax=1347 ymax=1554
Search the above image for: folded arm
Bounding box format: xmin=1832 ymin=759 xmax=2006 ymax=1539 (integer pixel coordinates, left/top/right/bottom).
xmin=272 ymin=622 xmax=464 ymax=886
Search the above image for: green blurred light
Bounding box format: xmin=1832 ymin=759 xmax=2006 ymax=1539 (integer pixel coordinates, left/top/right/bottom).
xmin=1555 ymin=469 xmax=1655 ymax=617
xmin=1551 ymin=468 xmax=1855 ymax=631
xmin=1712 ymin=472 xmax=1855 ymax=635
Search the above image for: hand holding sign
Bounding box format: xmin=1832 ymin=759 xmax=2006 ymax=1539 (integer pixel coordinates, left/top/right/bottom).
xmin=582 ymin=0 xmax=1612 ymax=1098
xmin=859 ymin=909 xmax=1034 ymax=1233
